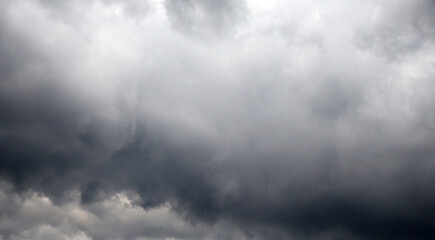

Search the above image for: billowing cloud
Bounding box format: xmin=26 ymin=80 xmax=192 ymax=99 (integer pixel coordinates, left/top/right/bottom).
xmin=1 ymin=0 xmax=435 ymax=239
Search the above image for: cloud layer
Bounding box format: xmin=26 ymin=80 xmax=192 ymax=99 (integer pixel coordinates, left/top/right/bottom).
xmin=1 ymin=0 xmax=435 ymax=239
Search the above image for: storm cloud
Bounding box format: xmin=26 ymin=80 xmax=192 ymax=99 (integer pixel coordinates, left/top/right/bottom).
xmin=1 ymin=0 xmax=435 ymax=239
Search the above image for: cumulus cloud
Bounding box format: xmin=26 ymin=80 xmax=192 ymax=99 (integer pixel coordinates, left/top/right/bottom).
xmin=1 ymin=0 xmax=435 ymax=239
xmin=0 ymin=184 xmax=252 ymax=240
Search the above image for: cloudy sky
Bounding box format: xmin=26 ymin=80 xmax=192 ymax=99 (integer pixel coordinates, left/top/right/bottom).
xmin=0 ymin=0 xmax=435 ymax=239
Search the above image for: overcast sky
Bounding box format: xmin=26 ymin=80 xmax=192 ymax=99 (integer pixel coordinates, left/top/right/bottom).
xmin=0 ymin=0 xmax=435 ymax=239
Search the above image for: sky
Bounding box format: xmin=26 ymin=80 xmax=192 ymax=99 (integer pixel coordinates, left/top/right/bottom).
xmin=0 ymin=0 xmax=435 ymax=239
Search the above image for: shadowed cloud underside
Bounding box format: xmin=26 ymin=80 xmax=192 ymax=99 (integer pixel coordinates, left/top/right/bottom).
xmin=1 ymin=0 xmax=435 ymax=239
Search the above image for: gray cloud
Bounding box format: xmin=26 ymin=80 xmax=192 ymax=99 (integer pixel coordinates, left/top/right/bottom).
xmin=355 ymin=0 xmax=435 ymax=61
xmin=164 ymin=0 xmax=247 ymax=36
xmin=1 ymin=0 xmax=435 ymax=239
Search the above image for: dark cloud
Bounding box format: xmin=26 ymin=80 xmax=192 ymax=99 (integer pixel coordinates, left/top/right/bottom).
xmin=1 ymin=0 xmax=435 ymax=239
